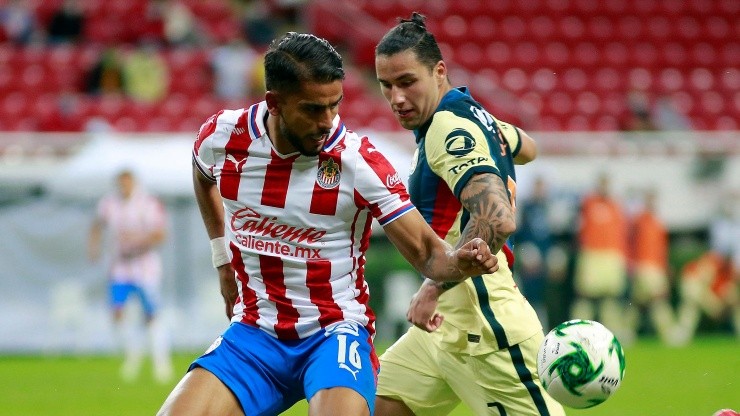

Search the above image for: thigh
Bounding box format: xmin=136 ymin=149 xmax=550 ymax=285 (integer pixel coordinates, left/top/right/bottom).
xmin=157 ymin=367 xmax=242 ymax=416
xmin=376 ymin=327 xmax=459 ymax=416
xmin=448 ymin=334 xmax=565 ymax=416
xmin=190 ymin=323 xmax=300 ymax=416
xmin=304 ymin=321 xmax=378 ymax=415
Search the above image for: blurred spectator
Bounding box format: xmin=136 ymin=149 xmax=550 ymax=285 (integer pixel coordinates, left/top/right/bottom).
xmin=234 ymin=0 xmax=278 ymax=48
xmin=653 ymin=95 xmax=693 ymax=131
xmin=46 ymin=0 xmax=85 ymax=44
xmin=625 ymin=188 xmax=675 ymax=343
xmin=122 ymin=41 xmax=170 ymax=103
xmin=623 ymin=89 xmax=657 ymax=131
xmin=571 ymin=173 xmax=630 ymax=342
xmin=156 ymin=0 xmax=200 ymax=46
xmin=210 ymin=37 xmax=259 ymax=100
xmin=672 ymin=193 xmax=740 ymax=345
xmin=515 ymin=176 xmax=553 ymax=328
xmin=0 ymin=0 xmax=38 ymax=44
xmin=85 ymin=48 xmax=126 ymax=96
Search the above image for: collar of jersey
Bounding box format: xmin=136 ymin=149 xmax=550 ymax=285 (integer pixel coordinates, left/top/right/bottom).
xmin=413 ymin=86 xmax=471 ymax=143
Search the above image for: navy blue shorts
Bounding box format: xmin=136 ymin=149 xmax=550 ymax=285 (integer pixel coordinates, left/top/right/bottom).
xmin=190 ymin=321 xmax=378 ymax=415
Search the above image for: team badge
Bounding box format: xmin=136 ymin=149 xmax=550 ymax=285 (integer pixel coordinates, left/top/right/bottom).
xmin=445 ymin=128 xmax=476 ymax=157
xmin=317 ymin=158 xmax=341 ymax=189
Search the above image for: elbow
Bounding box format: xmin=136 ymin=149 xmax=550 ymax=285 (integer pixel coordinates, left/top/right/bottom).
xmin=499 ymin=218 xmax=517 ymax=240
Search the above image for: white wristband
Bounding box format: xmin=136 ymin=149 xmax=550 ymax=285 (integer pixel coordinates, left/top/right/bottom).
xmin=210 ymin=237 xmax=230 ymax=268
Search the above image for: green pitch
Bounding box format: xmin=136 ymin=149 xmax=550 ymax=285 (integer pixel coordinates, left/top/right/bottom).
xmin=0 ymin=336 xmax=737 ymax=415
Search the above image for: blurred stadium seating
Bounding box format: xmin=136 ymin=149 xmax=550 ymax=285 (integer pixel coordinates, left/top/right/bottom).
xmin=0 ymin=0 xmax=737 ymax=133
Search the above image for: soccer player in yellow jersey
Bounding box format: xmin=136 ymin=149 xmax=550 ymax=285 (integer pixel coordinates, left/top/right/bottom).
xmin=373 ymin=13 xmax=565 ymax=416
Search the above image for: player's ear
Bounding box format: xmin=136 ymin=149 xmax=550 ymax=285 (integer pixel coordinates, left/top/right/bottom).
xmin=434 ymin=60 xmax=447 ymax=83
xmin=265 ymin=91 xmax=280 ymax=115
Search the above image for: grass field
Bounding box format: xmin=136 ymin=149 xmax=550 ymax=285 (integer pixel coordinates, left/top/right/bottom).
xmin=1 ymin=335 xmax=737 ymax=416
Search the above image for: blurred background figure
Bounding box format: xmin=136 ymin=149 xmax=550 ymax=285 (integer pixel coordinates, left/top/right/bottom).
xmin=625 ymin=188 xmax=675 ymax=344
xmin=85 ymin=47 xmax=126 ymax=97
xmin=0 ymin=0 xmax=38 ymax=44
xmin=515 ymin=176 xmax=553 ymax=329
xmin=46 ymin=0 xmax=85 ymax=44
xmin=672 ymin=192 xmax=740 ymax=346
xmin=87 ymin=169 xmax=173 ymax=384
xmin=209 ymin=36 xmax=259 ymax=100
xmin=122 ymin=40 xmax=170 ymax=103
xmin=571 ymin=173 xmax=630 ymax=342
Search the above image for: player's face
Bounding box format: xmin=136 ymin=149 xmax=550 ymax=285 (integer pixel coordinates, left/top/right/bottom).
xmin=117 ymin=174 xmax=134 ymax=199
xmin=376 ymin=49 xmax=446 ymax=130
xmin=273 ymin=80 xmax=343 ymax=157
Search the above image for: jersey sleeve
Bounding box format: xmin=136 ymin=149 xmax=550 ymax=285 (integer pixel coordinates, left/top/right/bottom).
xmin=354 ymin=137 xmax=415 ymax=226
xmin=424 ymin=111 xmax=500 ymax=199
xmin=192 ymin=111 xmax=224 ymax=181
xmin=495 ymin=118 xmax=522 ymax=158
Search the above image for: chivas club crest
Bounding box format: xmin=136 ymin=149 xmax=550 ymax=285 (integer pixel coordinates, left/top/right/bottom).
xmin=317 ymin=158 xmax=341 ymax=189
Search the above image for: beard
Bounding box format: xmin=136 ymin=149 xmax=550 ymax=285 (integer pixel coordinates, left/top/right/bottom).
xmin=278 ymin=114 xmax=329 ymax=157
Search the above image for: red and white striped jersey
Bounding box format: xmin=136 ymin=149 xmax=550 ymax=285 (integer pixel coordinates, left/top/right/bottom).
xmin=193 ymin=102 xmax=414 ymax=340
xmin=95 ymin=188 xmax=166 ymax=286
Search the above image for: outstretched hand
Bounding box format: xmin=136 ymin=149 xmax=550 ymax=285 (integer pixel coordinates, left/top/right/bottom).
xmin=455 ymin=237 xmax=499 ymax=277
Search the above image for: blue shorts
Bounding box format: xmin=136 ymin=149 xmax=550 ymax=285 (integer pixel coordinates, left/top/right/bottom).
xmin=109 ymin=282 xmax=157 ymax=318
xmin=190 ymin=321 xmax=378 ymax=416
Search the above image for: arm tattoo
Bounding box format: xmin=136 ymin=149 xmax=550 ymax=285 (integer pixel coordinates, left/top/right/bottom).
xmin=457 ymin=173 xmax=515 ymax=253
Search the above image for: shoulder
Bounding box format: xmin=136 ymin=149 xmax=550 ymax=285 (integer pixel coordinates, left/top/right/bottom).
xmin=196 ymin=108 xmax=248 ymax=142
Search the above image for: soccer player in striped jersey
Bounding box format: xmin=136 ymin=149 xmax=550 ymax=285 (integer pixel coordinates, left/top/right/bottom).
xmin=87 ymin=169 xmax=173 ymax=384
xmin=374 ymin=13 xmax=565 ymax=415
xmin=157 ymin=32 xmax=498 ymax=416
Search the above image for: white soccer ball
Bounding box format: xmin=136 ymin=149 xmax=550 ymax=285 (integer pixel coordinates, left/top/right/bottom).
xmin=537 ymin=319 xmax=626 ymax=409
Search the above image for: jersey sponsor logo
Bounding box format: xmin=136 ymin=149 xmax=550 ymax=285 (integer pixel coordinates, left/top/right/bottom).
xmin=447 ymin=156 xmax=490 ymax=175
xmin=230 ymin=207 xmax=326 ymax=244
xmin=386 ymin=172 xmax=402 ymax=188
xmin=316 ymin=158 xmax=341 ymax=189
xmin=444 ymin=128 xmax=476 ymax=157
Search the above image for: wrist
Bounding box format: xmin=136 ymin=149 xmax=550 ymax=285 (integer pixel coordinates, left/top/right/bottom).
xmin=210 ymin=236 xmax=230 ymax=268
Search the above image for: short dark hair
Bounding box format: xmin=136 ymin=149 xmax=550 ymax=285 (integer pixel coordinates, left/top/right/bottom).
xmin=375 ymin=12 xmax=443 ymax=70
xmin=264 ymin=32 xmax=345 ymax=93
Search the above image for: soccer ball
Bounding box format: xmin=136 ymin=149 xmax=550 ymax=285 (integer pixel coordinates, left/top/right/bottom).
xmin=537 ymin=319 xmax=626 ymax=409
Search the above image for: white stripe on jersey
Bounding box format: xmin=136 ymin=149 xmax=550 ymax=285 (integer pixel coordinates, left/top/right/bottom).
xmin=194 ymin=102 xmax=413 ymax=340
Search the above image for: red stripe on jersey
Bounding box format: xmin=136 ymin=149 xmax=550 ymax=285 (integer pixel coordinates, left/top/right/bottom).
xmin=259 ymin=255 xmax=300 ymax=339
xmin=502 ymin=244 xmax=516 ymax=269
xmin=358 ymin=138 xmax=409 ymax=200
xmin=221 ymin=111 xmax=252 ymax=201
xmin=305 ymin=259 xmax=343 ymax=327
xmin=193 ymin=111 xmax=222 ymax=157
xmin=310 ymin=153 xmax=341 ymax=215
xmin=261 ymin=151 xmax=297 ymax=208
xmin=230 ymin=243 xmax=260 ymax=324
xmin=430 ymin=181 xmax=462 ymax=239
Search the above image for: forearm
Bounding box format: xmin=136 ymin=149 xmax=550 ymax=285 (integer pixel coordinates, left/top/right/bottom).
xmin=457 ymin=174 xmax=516 ymax=254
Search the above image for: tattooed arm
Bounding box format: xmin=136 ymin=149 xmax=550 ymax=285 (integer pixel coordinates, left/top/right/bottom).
xmin=456 ymin=173 xmax=516 ymax=253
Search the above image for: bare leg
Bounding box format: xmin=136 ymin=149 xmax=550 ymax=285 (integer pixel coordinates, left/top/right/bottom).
xmin=375 ymin=396 xmax=416 ymax=416
xmin=308 ymin=387 xmax=370 ymax=416
xmin=157 ymin=367 xmax=243 ymax=416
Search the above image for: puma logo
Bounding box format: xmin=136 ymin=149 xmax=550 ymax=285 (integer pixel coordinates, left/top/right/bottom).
xmin=226 ymin=154 xmax=247 ymax=172
xmin=339 ymin=363 xmax=360 ymax=380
